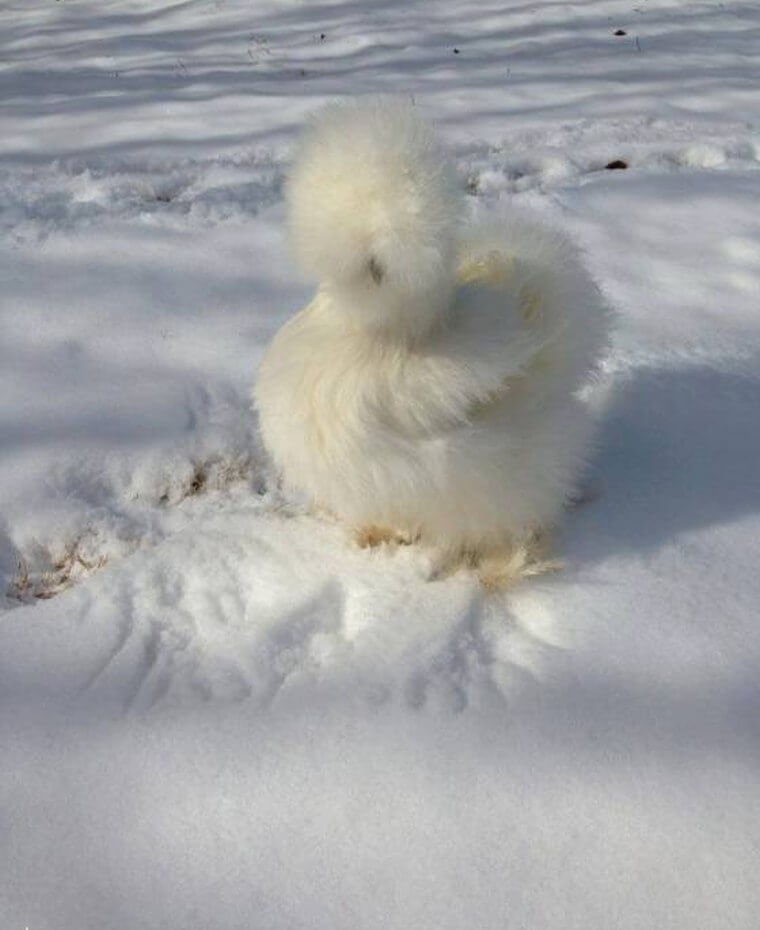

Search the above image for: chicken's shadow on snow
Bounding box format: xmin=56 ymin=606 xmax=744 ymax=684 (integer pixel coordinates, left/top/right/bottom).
xmin=569 ymin=362 xmax=760 ymax=564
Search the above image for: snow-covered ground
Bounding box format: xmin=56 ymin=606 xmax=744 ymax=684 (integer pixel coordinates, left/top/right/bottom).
xmin=2 ymin=1 xmax=759 ymax=928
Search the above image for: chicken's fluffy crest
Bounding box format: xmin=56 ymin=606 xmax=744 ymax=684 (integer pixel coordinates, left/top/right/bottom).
xmin=286 ymin=96 xmax=463 ymax=333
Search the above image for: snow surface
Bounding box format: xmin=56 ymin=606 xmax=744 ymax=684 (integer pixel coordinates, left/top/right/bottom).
xmin=2 ymin=1 xmax=760 ymax=928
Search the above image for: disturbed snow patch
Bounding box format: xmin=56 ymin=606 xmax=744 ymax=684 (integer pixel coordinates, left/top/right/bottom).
xmin=459 ymin=118 xmax=760 ymax=198
xmin=0 ymin=148 xmax=284 ymax=242
xmin=2 ymin=382 xmax=266 ymax=606
xmin=7 ymin=503 xmax=567 ymax=716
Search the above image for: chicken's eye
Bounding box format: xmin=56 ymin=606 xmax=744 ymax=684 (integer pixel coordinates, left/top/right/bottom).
xmin=368 ymin=256 xmax=385 ymax=284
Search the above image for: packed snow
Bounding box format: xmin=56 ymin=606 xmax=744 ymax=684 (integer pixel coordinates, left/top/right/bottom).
xmin=1 ymin=1 xmax=759 ymax=928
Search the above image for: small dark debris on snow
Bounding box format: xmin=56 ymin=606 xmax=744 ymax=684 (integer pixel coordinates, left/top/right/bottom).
xmin=605 ymin=159 xmax=628 ymax=170
xmin=453 ymin=48 xmax=460 ymax=54
xmin=320 ymin=33 xmax=326 ymax=41
xmin=614 ymin=29 xmax=627 ymax=36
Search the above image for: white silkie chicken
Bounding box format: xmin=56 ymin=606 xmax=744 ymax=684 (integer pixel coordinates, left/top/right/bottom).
xmin=254 ymin=98 xmax=611 ymax=586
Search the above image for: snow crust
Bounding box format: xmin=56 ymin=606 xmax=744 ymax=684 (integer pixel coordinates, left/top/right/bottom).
xmin=2 ymin=2 xmax=759 ymax=928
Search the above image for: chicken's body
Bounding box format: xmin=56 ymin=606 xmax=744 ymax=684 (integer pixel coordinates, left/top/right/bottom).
xmin=254 ymin=98 xmax=611 ymax=583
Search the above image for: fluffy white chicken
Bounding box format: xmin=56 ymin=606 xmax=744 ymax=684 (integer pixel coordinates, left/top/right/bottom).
xmin=254 ymin=97 xmax=611 ymax=586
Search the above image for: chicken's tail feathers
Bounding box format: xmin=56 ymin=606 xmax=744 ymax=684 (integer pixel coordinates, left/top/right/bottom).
xmin=458 ymin=211 xmax=614 ymax=386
